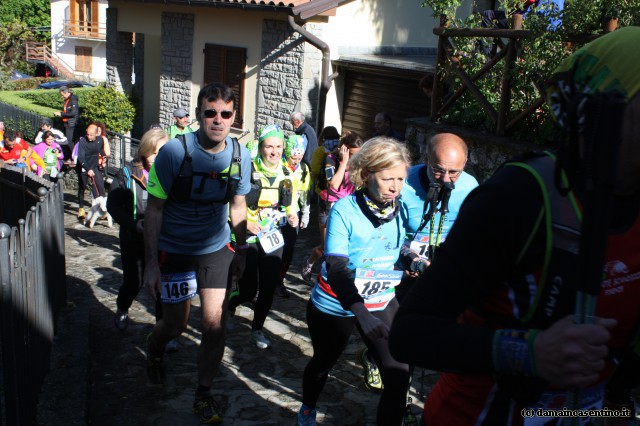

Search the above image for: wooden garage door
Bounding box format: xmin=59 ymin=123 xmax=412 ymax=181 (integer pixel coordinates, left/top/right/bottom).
xmin=341 ymin=69 xmax=429 ymax=140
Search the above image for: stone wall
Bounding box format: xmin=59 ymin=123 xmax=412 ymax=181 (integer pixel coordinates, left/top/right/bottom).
xmin=256 ymin=19 xmax=305 ymax=135
xmin=159 ymin=12 xmax=194 ymax=126
xmin=106 ymin=8 xmax=133 ymax=95
xmin=405 ymin=117 xmax=538 ymax=183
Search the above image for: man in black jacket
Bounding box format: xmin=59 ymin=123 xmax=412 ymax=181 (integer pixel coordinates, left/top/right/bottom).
xmin=54 ymin=85 xmax=79 ymax=150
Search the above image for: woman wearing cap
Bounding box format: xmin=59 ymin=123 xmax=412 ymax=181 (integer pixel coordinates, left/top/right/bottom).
xmin=275 ymin=134 xmax=312 ymax=298
xmin=166 ymin=108 xmax=194 ymax=139
xmin=228 ymin=125 xmax=301 ymax=349
xmin=298 ymin=137 xmax=414 ymax=426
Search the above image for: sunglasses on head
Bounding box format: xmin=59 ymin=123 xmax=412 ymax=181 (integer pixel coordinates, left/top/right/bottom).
xmin=202 ymin=109 xmax=234 ymax=119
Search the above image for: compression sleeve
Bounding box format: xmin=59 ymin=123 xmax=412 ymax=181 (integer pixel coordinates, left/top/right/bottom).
xmin=389 ymin=165 xmax=546 ymax=373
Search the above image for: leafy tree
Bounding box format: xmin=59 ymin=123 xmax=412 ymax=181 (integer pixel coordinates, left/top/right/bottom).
xmin=0 ymin=0 xmax=50 ymax=38
xmin=82 ymin=87 xmax=136 ymax=134
xmin=0 ymin=21 xmax=37 ymax=73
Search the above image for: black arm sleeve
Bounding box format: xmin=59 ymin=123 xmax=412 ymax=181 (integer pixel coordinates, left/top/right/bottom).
xmin=389 ymin=165 xmax=546 ymax=374
xmin=326 ymin=255 xmax=364 ymax=310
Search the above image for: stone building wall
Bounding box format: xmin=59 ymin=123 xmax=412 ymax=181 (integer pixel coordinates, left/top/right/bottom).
xmin=106 ymin=8 xmax=133 ymax=95
xmin=256 ymin=19 xmax=305 ymax=135
xmin=159 ymin=12 xmax=194 ymax=126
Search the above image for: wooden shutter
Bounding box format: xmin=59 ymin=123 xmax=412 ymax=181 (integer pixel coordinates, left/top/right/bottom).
xmin=69 ymin=0 xmax=79 ymax=36
xmin=203 ymin=44 xmax=246 ymax=129
xmin=90 ymin=0 xmax=99 ymax=36
xmin=75 ymin=46 xmax=92 ymax=73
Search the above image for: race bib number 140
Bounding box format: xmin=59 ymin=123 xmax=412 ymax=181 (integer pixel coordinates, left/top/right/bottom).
xmin=160 ymin=271 xmax=198 ymax=304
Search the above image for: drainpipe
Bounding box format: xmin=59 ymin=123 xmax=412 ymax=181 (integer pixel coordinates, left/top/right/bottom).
xmin=288 ymin=15 xmax=338 ymax=133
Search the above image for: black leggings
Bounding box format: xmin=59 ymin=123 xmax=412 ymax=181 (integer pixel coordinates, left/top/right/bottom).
xmin=228 ymin=241 xmax=283 ymax=331
xmin=278 ymin=223 xmax=299 ymax=282
xmin=77 ymin=167 xmax=105 ymax=209
xmin=302 ymin=299 xmax=410 ymax=425
xmin=116 ymin=230 xmax=162 ymax=320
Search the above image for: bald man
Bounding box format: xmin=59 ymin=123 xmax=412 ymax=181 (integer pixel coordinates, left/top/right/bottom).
xmin=75 ymin=123 xmax=108 ymax=220
xmin=399 ymin=133 xmax=479 ymax=274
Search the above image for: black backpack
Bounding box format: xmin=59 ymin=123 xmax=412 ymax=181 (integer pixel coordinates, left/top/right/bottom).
xmin=168 ymin=133 xmax=242 ymax=204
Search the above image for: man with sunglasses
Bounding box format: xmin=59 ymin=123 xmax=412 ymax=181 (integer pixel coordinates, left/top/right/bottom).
xmin=143 ymin=83 xmax=252 ymax=424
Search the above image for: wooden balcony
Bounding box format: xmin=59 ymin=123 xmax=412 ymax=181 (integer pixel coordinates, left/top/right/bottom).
xmin=63 ymin=19 xmax=106 ymax=41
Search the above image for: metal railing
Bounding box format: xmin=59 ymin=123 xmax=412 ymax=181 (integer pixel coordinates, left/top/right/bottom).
xmin=63 ymin=19 xmax=106 ymax=41
xmin=104 ymin=130 xmax=141 ymax=178
xmin=0 ymin=102 xmax=42 ymax=141
xmin=0 ymin=165 xmax=66 ymax=425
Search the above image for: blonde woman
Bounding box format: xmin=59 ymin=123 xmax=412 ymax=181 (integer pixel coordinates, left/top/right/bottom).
xmin=298 ymin=137 xmax=415 ymax=426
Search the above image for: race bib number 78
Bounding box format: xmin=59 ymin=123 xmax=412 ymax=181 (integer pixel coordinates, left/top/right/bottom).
xmin=160 ymin=271 xmax=198 ymax=304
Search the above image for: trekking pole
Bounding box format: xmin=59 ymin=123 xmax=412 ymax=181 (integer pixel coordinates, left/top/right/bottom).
xmin=414 ymin=182 xmax=442 ymax=237
xmin=434 ymin=182 xmax=454 ymax=249
xmin=565 ymin=91 xmax=626 ymax=422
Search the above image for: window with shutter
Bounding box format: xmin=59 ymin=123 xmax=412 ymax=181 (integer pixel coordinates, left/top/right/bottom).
xmin=75 ymin=46 xmax=92 ymax=73
xmin=203 ymin=44 xmax=246 ymax=129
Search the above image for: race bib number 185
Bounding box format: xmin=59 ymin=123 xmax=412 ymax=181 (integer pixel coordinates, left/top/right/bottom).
xmin=160 ymin=271 xmax=198 ymax=304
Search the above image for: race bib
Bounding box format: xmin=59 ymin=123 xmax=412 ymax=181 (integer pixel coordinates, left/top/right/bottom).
xmin=160 ymin=271 xmax=198 ymax=304
xmin=404 ymin=232 xmax=431 ymax=260
xmin=258 ymin=228 xmax=284 ymax=254
xmin=354 ymin=269 xmax=402 ymax=310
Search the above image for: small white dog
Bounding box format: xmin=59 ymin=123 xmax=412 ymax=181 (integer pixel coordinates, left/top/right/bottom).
xmin=86 ymin=196 xmax=113 ymax=228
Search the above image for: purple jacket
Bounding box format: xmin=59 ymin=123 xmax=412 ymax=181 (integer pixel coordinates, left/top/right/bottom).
xmin=33 ymin=142 xmax=63 ymax=175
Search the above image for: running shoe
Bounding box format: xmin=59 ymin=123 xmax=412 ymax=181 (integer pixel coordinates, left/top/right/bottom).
xmin=78 ymin=207 xmax=85 ymax=221
xmin=192 ymin=394 xmax=223 ymax=424
xmin=297 ymin=404 xmax=317 ymax=426
xmin=114 ymin=310 xmax=129 ymax=331
xmin=145 ymin=333 xmax=165 ymax=385
xmin=251 ymin=330 xmax=271 ymax=349
xmin=301 ymin=257 xmax=313 ymax=283
xmin=164 ymin=339 xmax=179 ymax=353
xmin=358 ymin=348 xmax=382 ymax=392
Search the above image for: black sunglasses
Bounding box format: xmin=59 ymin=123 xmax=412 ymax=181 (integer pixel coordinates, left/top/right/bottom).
xmin=202 ymin=109 xmax=234 ymax=119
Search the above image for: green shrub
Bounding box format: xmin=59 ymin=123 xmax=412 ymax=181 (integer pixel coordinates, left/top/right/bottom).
xmin=81 ymin=86 xmax=135 ymax=134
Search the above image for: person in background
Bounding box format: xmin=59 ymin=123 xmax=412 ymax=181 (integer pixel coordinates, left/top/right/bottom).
xmin=108 ymin=128 xmax=169 ymax=331
xmin=1 ymin=130 xmax=34 ymax=169
xmin=35 ymin=118 xmax=69 ymax=161
xmin=373 ymin=112 xmax=404 ymax=141
xmin=297 ymin=137 xmax=414 ymax=426
xmin=0 ymin=121 xmax=4 ymax=141
xmin=166 ymin=108 xmax=194 ymax=139
xmin=33 ymin=130 xmax=65 ymax=180
xmin=91 ymin=121 xmax=111 ymax=173
xmin=107 ymin=129 xmax=182 ymax=352
xmin=390 ymin=27 xmax=640 ymax=425
xmin=53 ymin=86 xmax=79 ymax=149
xmin=75 ymin=124 xmax=107 ymax=221
xmin=275 ymin=134 xmax=312 ymax=298
xmin=301 ymin=130 xmax=363 ymax=283
xmin=228 ymin=125 xmax=299 ymax=348
xmin=310 ymin=126 xmax=341 ymax=192
xmin=290 ymin=111 xmax=318 ymax=168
